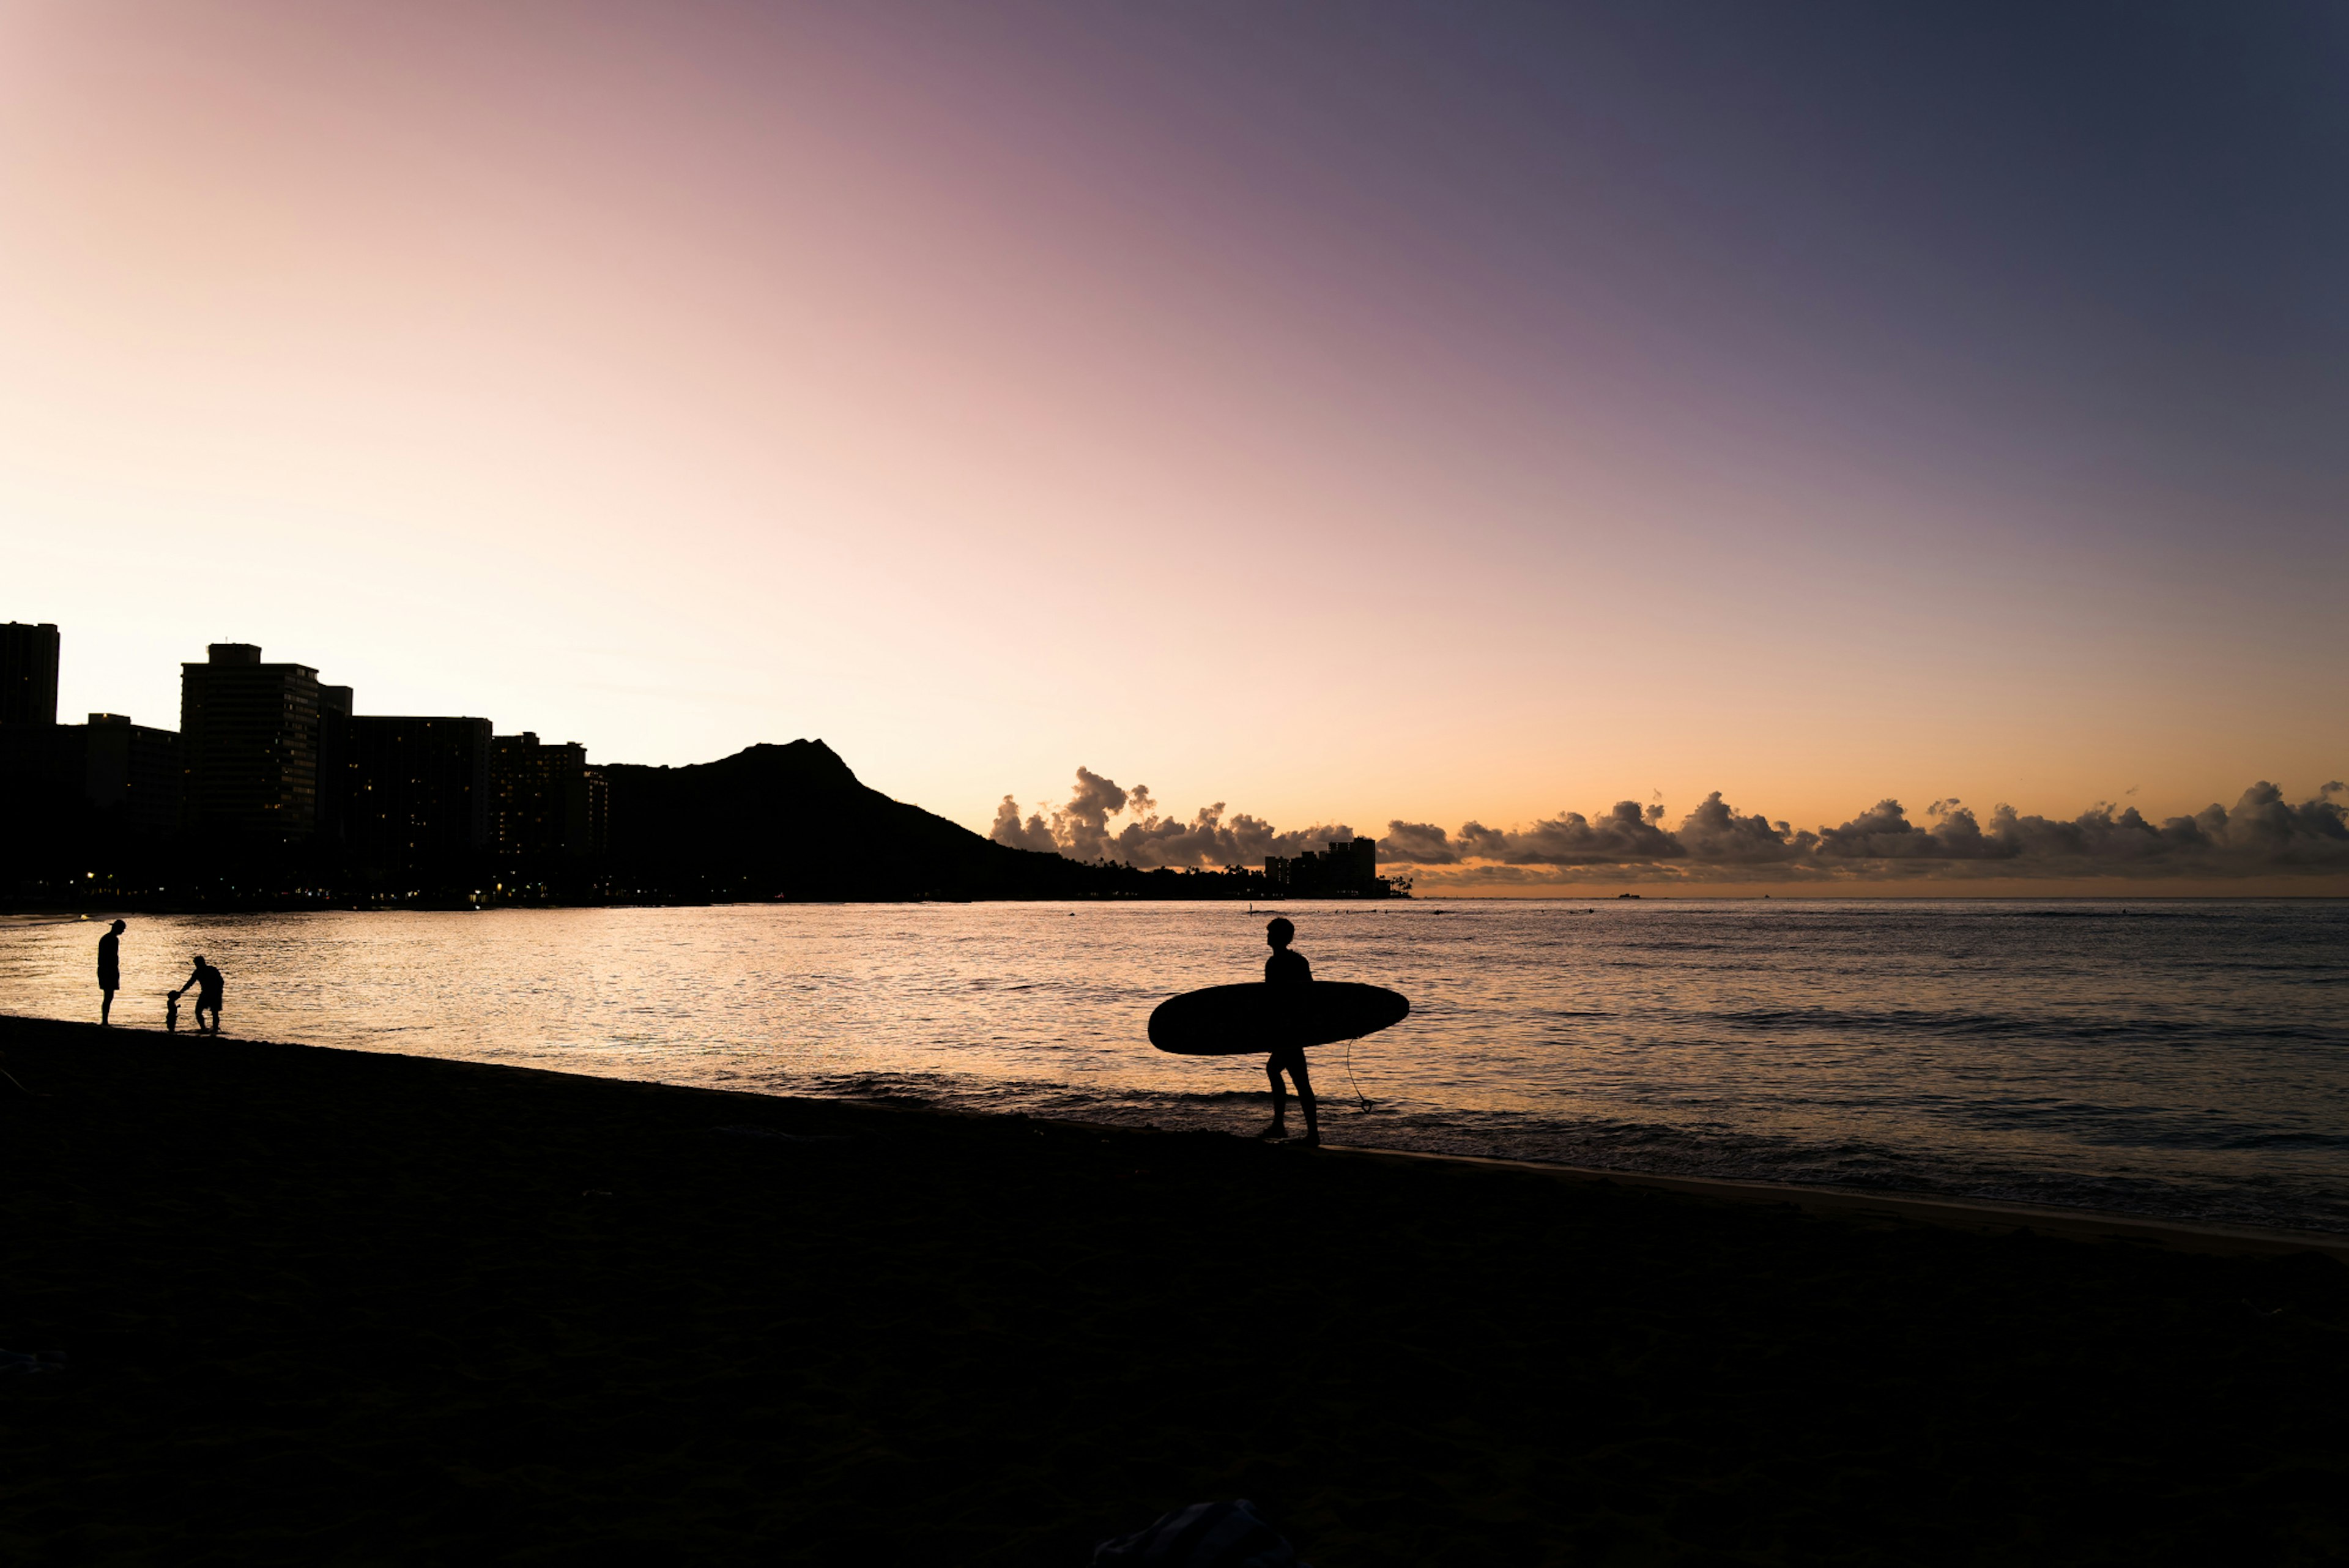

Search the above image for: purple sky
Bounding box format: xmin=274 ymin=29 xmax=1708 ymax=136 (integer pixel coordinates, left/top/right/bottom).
xmin=4 ymin=2 xmax=2343 ymax=886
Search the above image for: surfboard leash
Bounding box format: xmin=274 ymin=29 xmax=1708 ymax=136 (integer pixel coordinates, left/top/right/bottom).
xmin=1344 ymin=1035 xmax=1373 ymax=1113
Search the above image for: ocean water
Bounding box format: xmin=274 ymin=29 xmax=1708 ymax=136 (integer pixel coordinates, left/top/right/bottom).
xmin=4 ymin=899 xmax=2345 ymax=1234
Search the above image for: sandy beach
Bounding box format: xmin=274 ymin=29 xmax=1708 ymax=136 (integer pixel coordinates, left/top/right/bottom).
xmin=3 ymin=1014 xmax=2345 ymax=1565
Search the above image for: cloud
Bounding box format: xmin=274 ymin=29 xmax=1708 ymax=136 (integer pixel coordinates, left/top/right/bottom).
xmin=992 ymin=767 xmax=1351 ymax=869
xmin=1394 ymin=781 xmax=2349 ymax=883
xmin=1814 ymin=797 xmax=2002 ymax=859
xmin=1446 ymin=800 xmax=1684 ymax=866
xmin=987 ymin=795 xmax=1060 ymax=855
xmin=1674 ymin=792 xmax=1811 ymax=863
xmin=996 ymin=770 xmax=2349 ymax=882
xmin=1380 ymin=821 xmax=1461 ymax=864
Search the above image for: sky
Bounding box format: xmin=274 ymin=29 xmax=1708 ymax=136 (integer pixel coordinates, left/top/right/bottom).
xmin=3 ymin=2 xmax=2344 ymax=889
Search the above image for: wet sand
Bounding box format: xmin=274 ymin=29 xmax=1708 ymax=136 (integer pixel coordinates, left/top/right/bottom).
xmin=3 ymin=1014 xmax=2345 ymax=1565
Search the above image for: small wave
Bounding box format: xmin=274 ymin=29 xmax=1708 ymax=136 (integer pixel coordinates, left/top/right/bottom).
xmin=1698 ymin=1005 xmax=2342 ymax=1049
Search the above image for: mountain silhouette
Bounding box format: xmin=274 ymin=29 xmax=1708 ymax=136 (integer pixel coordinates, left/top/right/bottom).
xmin=603 ymin=740 xmax=1102 ymax=901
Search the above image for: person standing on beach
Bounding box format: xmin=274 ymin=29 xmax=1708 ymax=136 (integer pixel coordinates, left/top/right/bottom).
xmin=1261 ymin=916 xmax=1320 ymax=1148
xmin=174 ymin=954 xmax=225 ymax=1036
xmin=97 ymin=920 xmax=125 ymax=1025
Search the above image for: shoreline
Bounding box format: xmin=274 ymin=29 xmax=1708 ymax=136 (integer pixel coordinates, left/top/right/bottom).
xmin=9 ymin=1010 xmax=2342 ymax=1261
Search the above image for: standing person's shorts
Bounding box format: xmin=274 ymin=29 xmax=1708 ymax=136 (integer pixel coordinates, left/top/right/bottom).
xmin=98 ymin=973 xmax=119 ymax=992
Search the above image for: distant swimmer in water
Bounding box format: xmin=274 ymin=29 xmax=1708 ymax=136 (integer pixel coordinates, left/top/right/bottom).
xmin=97 ymin=920 xmax=125 ymax=1025
xmin=174 ymin=954 xmax=225 ymax=1036
xmin=1260 ymin=916 xmax=1319 ymax=1148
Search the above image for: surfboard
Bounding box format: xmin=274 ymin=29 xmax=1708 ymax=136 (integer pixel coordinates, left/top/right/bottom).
xmin=1148 ymin=981 xmax=1411 ymax=1057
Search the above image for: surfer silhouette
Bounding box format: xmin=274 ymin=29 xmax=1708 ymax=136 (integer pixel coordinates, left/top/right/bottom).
xmin=1260 ymin=918 xmax=1319 ymax=1147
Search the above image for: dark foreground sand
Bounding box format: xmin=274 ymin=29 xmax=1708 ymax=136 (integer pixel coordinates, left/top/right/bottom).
xmin=3 ymin=1016 xmax=2345 ymax=1566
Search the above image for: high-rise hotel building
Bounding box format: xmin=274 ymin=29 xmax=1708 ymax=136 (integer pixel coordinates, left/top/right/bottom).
xmin=1 ymin=621 xmax=60 ymax=728
xmin=489 ymin=732 xmax=609 ymax=859
xmin=332 ymin=715 xmax=494 ymax=869
xmin=179 ymin=643 xmax=352 ymax=843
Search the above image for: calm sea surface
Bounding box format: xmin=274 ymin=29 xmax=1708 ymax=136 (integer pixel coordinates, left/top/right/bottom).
xmin=4 ymin=900 xmax=2344 ymax=1233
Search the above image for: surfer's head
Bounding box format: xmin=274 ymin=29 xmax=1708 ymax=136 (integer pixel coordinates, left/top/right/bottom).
xmin=109 ymin=920 xmax=125 ymax=933
xmin=1266 ymin=916 xmax=1295 ymax=949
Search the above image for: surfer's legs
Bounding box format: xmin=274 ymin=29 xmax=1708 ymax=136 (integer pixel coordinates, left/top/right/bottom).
xmin=1290 ymin=1057 xmax=1319 ymax=1146
xmin=1261 ymin=1056 xmax=1290 ymax=1136
xmin=1261 ymin=1050 xmax=1315 ymax=1143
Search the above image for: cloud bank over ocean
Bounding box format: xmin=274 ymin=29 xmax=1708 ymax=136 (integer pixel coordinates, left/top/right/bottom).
xmin=995 ymin=773 xmax=2349 ymax=885
xmin=990 ymin=768 xmax=1354 ymax=870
